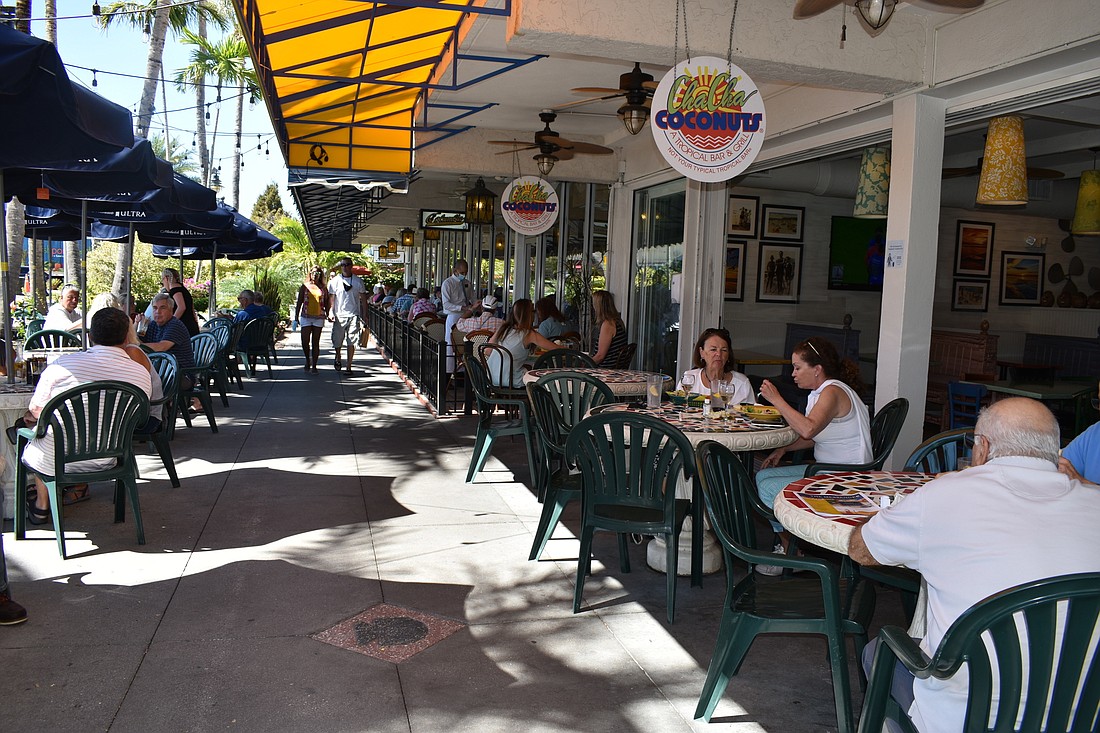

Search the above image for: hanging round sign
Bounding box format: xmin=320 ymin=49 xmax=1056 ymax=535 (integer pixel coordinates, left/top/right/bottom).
xmin=499 ymin=176 xmax=559 ymax=236
xmin=650 ymin=56 xmax=766 ymax=183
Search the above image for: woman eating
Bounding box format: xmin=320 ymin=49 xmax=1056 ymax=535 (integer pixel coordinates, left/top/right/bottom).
xmin=754 ymin=337 xmax=871 ymax=574
xmin=590 ymin=290 xmax=628 ymax=366
xmin=486 ymin=299 xmax=559 ymax=387
xmin=679 ymin=327 xmax=753 ymax=405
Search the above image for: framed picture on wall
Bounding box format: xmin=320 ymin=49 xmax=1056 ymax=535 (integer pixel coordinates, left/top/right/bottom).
xmin=756 ymin=242 xmax=802 ymax=304
xmin=999 ymin=251 xmax=1045 ymax=306
xmin=951 ymin=279 xmax=989 ymax=312
xmin=727 ymin=195 xmax=759 ymax=239
xmin=954 ymin=220 xmax=995 ymax=277
xmin=761 ymin=205 xmax=804 ymax=242
xmin=724 ymin=240 xmax=746 ymax=301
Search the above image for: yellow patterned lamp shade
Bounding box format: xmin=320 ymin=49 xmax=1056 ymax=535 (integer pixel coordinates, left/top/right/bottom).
xmin=975 ymin=116 xmax=1028 ymax=205
xmin=1070 ymin=170 xmax=1100 ymax=236
xmin=423 ymin=227 xmax=441 ymax=241
xmin=853 ymin=146 xmax=890 ymax=218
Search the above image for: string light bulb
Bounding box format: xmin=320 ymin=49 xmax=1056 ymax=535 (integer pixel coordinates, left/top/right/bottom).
xmin=91 ymin=2 xmax=100 ymax=16
xmin=142 ymin=21 xmax=151 ymax=44
xmin=91 ymin=69 xmax=98 ymax=87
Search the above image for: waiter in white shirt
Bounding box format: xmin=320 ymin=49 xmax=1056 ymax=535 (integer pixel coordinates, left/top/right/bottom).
xmin=440 ymin=259 xmax=479 ymax=372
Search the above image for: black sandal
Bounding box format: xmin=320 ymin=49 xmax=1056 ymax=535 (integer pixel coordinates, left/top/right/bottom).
xmin=26 ymin=496 xmax=50 ymax=526
xmin=334 ymin=358 xmax=343 ymax=371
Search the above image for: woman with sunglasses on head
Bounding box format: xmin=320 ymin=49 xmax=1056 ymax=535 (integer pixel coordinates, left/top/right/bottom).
xmin=295 ymin=266 xmax=329 ymax=374
xmin=753 ymin=337 xmax=872 ymax=575
xmin=680 ymin=327 xmax=753 ymax=404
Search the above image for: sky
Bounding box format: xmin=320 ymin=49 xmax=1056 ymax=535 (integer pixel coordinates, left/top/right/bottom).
xmin=24 ymin=5 xmax=292 ymax=217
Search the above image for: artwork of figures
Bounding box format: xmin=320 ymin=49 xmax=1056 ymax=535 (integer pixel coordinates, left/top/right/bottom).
xmin=757 ymin=243 xmax=802 ymax=303
xmin=727 ymin=195 xmax=759 ymax=238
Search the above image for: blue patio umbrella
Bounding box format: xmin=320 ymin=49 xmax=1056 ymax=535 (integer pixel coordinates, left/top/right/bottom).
xmin=0 ymin=25 xmax=133 ymax=167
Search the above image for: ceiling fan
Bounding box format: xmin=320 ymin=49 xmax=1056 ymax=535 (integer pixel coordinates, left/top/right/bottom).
xmin=488 ymin=110 xmax=613 ymax=177
xmin=942 ymin=158 xmax=1064 ymax=180
xmin=794 ymin=0 xmax=985 ymax=30
xmin=561 ymin=62 xmax=657 ymax=136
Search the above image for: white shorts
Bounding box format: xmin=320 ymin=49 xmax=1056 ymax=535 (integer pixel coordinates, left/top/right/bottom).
xmin=299 ymin=315 xmax=326 ymax=328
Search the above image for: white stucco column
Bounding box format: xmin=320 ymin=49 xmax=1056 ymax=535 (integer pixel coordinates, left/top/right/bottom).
xmin=677 ymin=180 xmax=728 ymax=374
xmin=876 ymin=94 xmax=946 ymax=467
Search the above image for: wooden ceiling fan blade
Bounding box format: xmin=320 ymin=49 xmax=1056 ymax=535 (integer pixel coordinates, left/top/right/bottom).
xmin=554 ymin=94 xmax=623 ymax=111
xmin=641 ymin=80 xmax=658 ymax=90
xmin=942 ymin=166 xmax=979 ymax=178
xmin=928 ymin=0 xmax=985 ymax=8
xmin=561 ymin=141 xmax=614 ymax=155
xmin=1026 ymin=167 xmax=1064 ymax=180
xmin=794 ymin=0 xmax=844 ymax=19
xmin=552 ymin=149 xmax=575 ymax=162
xmin=488 ymin=141 xmax=538 ymax=152
xmin=571 ymin=87 xmax=624 ymax=95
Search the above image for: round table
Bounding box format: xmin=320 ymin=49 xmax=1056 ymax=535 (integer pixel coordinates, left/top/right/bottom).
xmin=774 ymin=470 xmax=936 ymax=636
xmin=0 ymin=383 xmax=36 ymax=519
xmin=522 ymin=367 xmax=670 ymax=398
xmin=591 ymin=403 xmax=799 ymax=578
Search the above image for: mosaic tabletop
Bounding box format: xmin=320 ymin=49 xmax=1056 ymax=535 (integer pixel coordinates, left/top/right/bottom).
xmin=774 ymin=471 xmax=936 ymax=555
xmin=522 ymin=368 xmax=670 ymax=396
xmin=591 ymin=403 xmax=798 ymax=451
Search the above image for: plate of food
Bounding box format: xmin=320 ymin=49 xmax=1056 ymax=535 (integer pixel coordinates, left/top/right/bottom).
xmin=733 ymin=404 xmax=784 ymax=423
xmin=665 ymin=389 xmax=707 ymax=406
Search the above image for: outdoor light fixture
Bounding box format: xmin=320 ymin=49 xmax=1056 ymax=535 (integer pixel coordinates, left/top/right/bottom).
xmin=464 ymin=177 xmax=496 ymax=226
xmin=423 ymin=227 xmax=441 ymax=242
xmin=494 ymin=231 xmax=505 ymax=252
xmin=535 ymin=154 xmax=556 ymax=177
xmin=976 ymin=115 xmax=1028 ymax=205
xmin=386 ymin=237 xmax=398 ymax=256
xmin=91 ymin=2 xmax=100 ymax=16
xmin=618 ymin=103 xmax=650 ymax=136
xmin=400 ymin=227 xmax=415 ymax=247
xmin=854 ymin=0 xmax=897 ymax=29
xmin=853 ymin=146 xmax=891 ymax=218
xmin=209 ymin=168 xmax=222 ymax=192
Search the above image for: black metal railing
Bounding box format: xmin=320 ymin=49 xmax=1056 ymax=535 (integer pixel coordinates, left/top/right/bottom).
xmin=368 ymin=305 xmax=453 ymax=414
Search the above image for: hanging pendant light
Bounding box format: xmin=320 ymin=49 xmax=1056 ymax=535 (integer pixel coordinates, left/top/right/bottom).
xmin=854 ymin=0 xmax=897 ymax=29
xmin=494 ymin=231 xmax=506 ymax=252
xmin=400 ymin=227 xmax=415 ymax=247
xmin=975 ymin=116 xmax=1028 ymax=206
xmin=534 ymin=154 xmax=556 ymax=177
xmin=464 ymin=177 xmax=496 ymax=226
xmin=618 ymin=103 xmax=650 ymax=136
xmin=853 ymin=146 xmax=891 ymax=218
xmin=386 ymin=237 xmax=398 ymax=256
xmin=1070 ymin=169 xmax=1100 ymax=236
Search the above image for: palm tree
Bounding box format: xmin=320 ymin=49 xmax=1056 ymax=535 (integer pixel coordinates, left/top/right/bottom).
xmin=150 ymin=134 xmax=200 ymax=177
xmin=96 ymin=0 xmax=229 ymax=139
xmin=175 ymin=29 xmax=259 ymax=208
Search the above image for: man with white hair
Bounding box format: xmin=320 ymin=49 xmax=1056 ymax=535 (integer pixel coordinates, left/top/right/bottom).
xmin=43 ymin=284 xmax=83 ymax=332
xmin=849 ymin=397 xmax=1100 ymax=732
xmin=327 ymin=257 xmax=367 ymax=375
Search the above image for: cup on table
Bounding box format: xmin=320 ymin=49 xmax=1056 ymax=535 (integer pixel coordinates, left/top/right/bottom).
xmin=956 ymin=457 xmax=972 ymax=470
xmin=646 ymin=375 xmax=663 ymax=409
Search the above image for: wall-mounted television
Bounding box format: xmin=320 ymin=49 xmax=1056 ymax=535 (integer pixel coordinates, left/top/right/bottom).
xmin=827 ymin=216 xmax=887 ymax=292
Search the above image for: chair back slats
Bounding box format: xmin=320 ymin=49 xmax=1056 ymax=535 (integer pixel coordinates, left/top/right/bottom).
xmin=147 ymin=352 xmax=179 ymax=403
xmin=534 ymin=370 xmax=615 ymax=432
xmin=208 ymin=320 xmax=232 ymax=352
xmin=567 ymin=411 xmax=693 ymax=525
xmin=533 ymin=348 xmax=597 ymax=369
xmin=477 ymin=342 xmax=519 ymax=388
xmin=869 ymin=397 xmax=909 ymax=469
xmin=696 ymin=441 xmax=768 ymax=561
xmin=190 ymin=332 xmax=219 ymax=370
xmin=26 ymin=328 xmax=80 ymax=350
xmin=948 ymin=381 xmax=987 ymax=429
xmin=39 ymin=381 xmax=149 ymax=470
xmin=904 ymin=428 xmax=975 ymax=473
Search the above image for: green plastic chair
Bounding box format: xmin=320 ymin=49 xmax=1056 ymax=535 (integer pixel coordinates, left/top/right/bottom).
xmin=13 ymin=380 xmax=150 ymax=559
xmin=205 ymin=319 xmax=232 ymax=406
xmin=525 ymin=374 xmax=615 ymax=560
xmin=805 ymin=397 xmax=910 ymax=476
xmin=25 ymin=317 xmax=45 ymax=337
xmin=177 ymin=333 xmax=218 ymax=434
xmin=694 ymin=440 xmax=874 ymax=729
xmin=464 ymin=357 xmax=535 ymax=483
xmin=532 ymin=348 xmax=597 ymax=369
xmin=904 ymin=427 xmax=975 ymax=473
xmin=223 ymin=320 xmax=247 ymax=389
xmin=857 ymin=572 xmax=1100 ymax=733
xmin=134 ymin=352 xmax=180 ymax=488
xmin=566 ymin=410 xmax=695 ymax=624
xmin=236 ymin=317 xmax=276 ymax=377
xmin=25 ymin=328 xmax=80 ymax=350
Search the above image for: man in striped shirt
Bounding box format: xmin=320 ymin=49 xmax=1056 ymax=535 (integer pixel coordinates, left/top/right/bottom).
xmin=21 ymin=308 xmax=152 ymax=524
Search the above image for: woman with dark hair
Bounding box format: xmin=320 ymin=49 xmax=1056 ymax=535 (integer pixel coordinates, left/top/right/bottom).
xmin=590 ymin=290 xmax=628 ymax=366
xmin=161 ymin=268 xmax=200 ymax=336
xmin=753 ymin=337 xmax=871 ymax=574
xmin=486 ymin=299 xmax=558 ymax=387
xmin=679 ymin=327 xmax=753 ymax=404
xmin=534 ymin=296 xmax=568 ymax=340
xmin=295 ymin=266 xmax=329 ymax=373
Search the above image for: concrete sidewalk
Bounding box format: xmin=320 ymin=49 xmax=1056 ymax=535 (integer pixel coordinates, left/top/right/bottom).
xmin=0 ymin=332 xmax=902 ymax=732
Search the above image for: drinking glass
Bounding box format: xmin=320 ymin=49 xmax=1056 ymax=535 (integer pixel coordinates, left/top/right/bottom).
xmin=680 ymin=372 xmax=696 ymax=415
xmin=646 ymin=375 xmax=663 ymax=409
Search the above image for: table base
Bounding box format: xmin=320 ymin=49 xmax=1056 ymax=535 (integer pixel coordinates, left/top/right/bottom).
xmin=646 ymin=517 xmax=723 ymax=576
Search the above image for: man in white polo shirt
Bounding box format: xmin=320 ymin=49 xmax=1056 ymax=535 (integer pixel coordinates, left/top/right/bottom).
xmin=43 ymin=284 xmax=83 ymax=332
xmin=848 ymin=397 xmax=1100 ymax=732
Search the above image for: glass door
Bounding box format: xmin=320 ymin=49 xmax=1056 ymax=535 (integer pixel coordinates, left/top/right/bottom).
xmin=629 ymin=178 xmax=686 ymax=376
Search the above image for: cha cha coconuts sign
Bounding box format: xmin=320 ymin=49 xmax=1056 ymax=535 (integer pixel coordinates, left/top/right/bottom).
xmin=500 ymin=176 xmax=559 ymax=236
xmin=651 ymin=56 xmax=765 ymax=182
